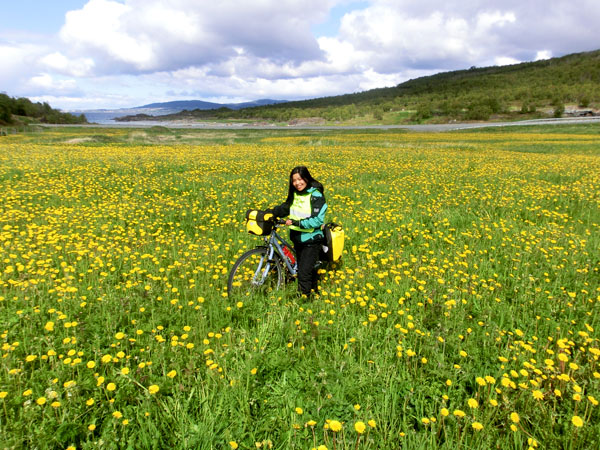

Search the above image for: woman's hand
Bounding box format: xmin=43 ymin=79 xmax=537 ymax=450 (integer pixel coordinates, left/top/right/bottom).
xmin=285 ymin=219 xmax=293 ymax=226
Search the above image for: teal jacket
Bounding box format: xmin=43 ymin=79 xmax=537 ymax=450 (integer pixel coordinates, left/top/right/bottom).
xmin=273 ymin=187 xmax=327 ymax=244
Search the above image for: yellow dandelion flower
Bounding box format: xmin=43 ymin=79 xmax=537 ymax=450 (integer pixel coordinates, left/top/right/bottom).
xmin=148 ymin=385 xmax=160 ymax=395
xmin=36 ymin=397 xmax=46 ymax=405
xmin=229 ymin=442 xmax=239 ymax=449
xmin=295 ymin=407 xmax=303 ymax=415
xmin=571 ymin=415 xmax=584 ymax=427
xmin=472 ymin=422 xmax=484 ymax=431
xmin=510 ymin=412 xmax=520 ymax=423
xmin=329 ymin=420 xmax=342 ymax=432
xmin=106 ymin=383 xmax=116 ymax=391
xmin=112 ymin=411 xmax=122 ymax=419
xmin=167 ymin=370 xmax=177 ymax=378
xmin=354 ymin=421 xmax=366 ymax=434
xmin=368 ymin=419 xmax=376 ymax=428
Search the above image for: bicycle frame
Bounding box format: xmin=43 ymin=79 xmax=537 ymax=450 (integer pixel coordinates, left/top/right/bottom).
xmin=264 ymin=224 xmax=297 ymax=275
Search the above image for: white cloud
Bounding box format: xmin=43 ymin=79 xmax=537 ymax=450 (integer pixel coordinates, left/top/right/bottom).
xmin=335 ymin=1 xmax=599 ymax=72
xmin=60 ymin=0 xmax=157 ymax=70
xmin=3 ymin=0 xmax=600 ymax=110
xmin=0 ymin=42 xmax=47 ymax=88
xmin=41 ymin=52 xmax=95 ymax=77
xmin=28 ymin=74 xmax=78 ymax=93
xmin=535 ymin=50 xmax=552 ymax=61
xmin=494 ymin=56 xmax=521 ymax=66
xmin=57 ymin=0 xmax=332 ymax=74
xmin=476 ymin=11 xmax=516 ymax=30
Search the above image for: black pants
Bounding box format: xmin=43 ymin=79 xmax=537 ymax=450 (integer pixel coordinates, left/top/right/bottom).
xmin=294 ymin=243 xmax=321 ymax=296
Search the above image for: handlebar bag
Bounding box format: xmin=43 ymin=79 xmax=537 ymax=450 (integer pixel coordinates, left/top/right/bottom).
xmin=246 ymin=210 xmax=274 ymax=236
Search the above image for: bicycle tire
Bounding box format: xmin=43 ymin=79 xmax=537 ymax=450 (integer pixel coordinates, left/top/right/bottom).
xmin=227 ymin=247 xmax=284 ymax=297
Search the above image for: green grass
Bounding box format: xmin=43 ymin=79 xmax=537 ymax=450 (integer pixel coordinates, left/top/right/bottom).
xmin=0 ymin=125 xmax=599 ymax=449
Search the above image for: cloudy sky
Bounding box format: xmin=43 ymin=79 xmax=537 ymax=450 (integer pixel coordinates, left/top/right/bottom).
xmin=1 ymin=0 xmax=599 ymax=111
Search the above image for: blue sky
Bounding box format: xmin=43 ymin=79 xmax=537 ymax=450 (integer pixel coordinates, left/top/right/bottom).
xmin=1 ymin=1 xmax=599 ymax=110
xmin=0 ymin=1 xmax=89 ymax=34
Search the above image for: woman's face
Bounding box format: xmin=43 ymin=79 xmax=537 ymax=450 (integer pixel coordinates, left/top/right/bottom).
xmin=292 ymin=173 xmax=308 ymax=192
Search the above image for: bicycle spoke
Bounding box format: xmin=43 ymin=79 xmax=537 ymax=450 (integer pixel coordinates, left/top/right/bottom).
xmin=228 ymin=248 xmax=283 ymax=297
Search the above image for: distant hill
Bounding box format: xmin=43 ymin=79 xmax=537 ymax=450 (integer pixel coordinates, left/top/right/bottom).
xmin=140 ymin=99 xmax=287 ymax=110
xmin=78 ymin=99 xmax=287 ymax=123
xmin=233 ymin=49 xmax=600 ymax=123
xmin=116 ymin=49 xmax=600 ymax=125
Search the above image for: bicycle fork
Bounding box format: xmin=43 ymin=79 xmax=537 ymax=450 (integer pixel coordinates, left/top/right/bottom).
xmin=252 ymin=246 xmax=276 ymax=286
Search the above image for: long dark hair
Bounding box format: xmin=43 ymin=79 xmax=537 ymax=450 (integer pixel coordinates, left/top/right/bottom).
xmin=285 ymin=166 xmax=324 ymax=204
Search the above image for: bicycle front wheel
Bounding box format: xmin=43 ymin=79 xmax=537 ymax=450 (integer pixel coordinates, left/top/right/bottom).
xmin=227 ymin=247 xmax=284 ymax=297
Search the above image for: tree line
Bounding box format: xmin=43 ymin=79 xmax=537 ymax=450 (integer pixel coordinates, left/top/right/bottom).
xmin=0 ymin=93 xmax=87 ymax=125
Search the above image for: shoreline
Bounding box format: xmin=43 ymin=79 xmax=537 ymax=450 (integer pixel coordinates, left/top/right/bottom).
xmin=40 ymin=116 xmax=600 ymax=132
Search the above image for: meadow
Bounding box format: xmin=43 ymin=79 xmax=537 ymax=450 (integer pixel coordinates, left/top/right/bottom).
xmin=0 ymin=125 xmax=599 ymax=449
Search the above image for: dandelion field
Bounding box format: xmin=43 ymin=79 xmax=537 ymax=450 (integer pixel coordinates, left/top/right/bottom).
xmin=1 ymin=125 xmax=599 ymax=449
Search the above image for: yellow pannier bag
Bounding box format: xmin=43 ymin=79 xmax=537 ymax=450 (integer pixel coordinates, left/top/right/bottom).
xmin=245 ymin=210 xmax=274 ymax=236
xmin=321 ymin=223 xmax=344 ymax=262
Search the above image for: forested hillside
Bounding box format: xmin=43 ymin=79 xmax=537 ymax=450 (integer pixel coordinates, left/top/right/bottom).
xmin=143 ymin=49 xmax=599 ymax=124
xmin=0 ymin=93 xmax=87 ymax=125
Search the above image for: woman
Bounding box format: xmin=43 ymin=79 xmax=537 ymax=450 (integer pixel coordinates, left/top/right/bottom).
xmin=272 ymin=166 xmax=327 ymax=298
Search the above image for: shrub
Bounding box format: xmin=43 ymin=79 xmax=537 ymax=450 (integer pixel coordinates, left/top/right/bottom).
xmin=553 ymin=102 xmax=565 ymax=118
xmin=578 ymin=96 xmax=590 ymax=108
xmin=413 ymin=103 xmax=433 ymax=121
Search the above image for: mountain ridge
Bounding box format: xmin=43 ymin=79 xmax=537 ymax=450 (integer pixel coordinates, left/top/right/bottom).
xmin=138 ymin=98 xmax=287 ymax=110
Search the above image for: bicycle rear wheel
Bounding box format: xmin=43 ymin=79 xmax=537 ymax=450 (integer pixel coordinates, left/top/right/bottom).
xmin=227 ymin=247 xmax=284 ymax=297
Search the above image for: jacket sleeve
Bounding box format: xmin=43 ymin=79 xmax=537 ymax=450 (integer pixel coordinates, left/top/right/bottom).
xmin=299 ymin=192 xmax=327 ymax=229
xmin=271 ymin=202 xmax=290 ymax=218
